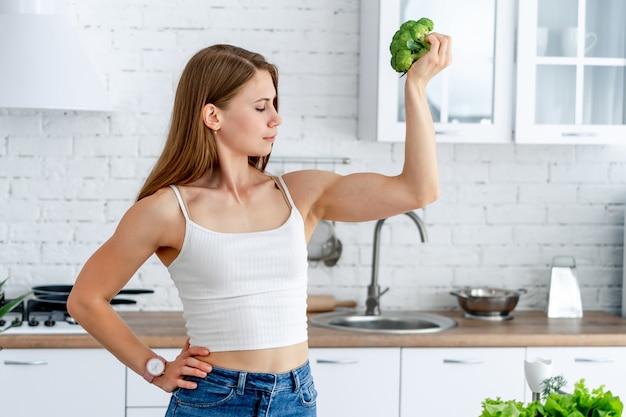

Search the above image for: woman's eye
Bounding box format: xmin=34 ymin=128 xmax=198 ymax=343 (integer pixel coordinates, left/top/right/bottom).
xmin=256 ymin=107 xmax=266 ymax=112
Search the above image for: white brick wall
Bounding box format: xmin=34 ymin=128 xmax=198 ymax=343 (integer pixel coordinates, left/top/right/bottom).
xmin=0 ymin=0 xmax=624 ymax=315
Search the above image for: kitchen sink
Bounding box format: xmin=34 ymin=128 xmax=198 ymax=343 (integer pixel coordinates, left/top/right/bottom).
xmin=310 ymin=310 xmax=457 ymax=334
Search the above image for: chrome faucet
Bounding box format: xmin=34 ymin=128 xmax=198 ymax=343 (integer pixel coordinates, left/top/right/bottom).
xmin=365 ymin=211 xmax=428 ymax=316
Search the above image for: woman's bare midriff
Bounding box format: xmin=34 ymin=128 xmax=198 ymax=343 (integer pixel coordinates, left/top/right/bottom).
xmin=196 ymin=341 xmax=309 ymax=374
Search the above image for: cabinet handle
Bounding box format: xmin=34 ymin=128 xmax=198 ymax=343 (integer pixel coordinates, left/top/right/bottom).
xmin=435 ymin=130 xmax=464 ymax=136
xmin=561 ymin=132 xmax=597 ymax=137
xmin=443 ymin=358 xmax=484 ymax=364
xmin=316 ymin=359 xmax=359 ymax=365
xmin=574 ymin=357 xmax=614 ymax=363
xmin=4 ymin=360 xmax=48 ymax=366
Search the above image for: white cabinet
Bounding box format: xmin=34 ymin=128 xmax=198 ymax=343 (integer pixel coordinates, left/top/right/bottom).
xmin=361 ymin=0 xmax=625 ymax=145
xmin=516 ymin=0 xmax=626 ymax=143
xmin=309 ymin=347 xmax=401 ymax=417
xmin=127 ymin=410 xmax=169 ymax=417
xmin=359 ymin=0 xmax=515 ymax=143
xmin=0 ymin=345 xmax=621 ymax=417
xmin=0 ymin=348 xmax=125 ymax=417
xmin=526 ymin=346 xmax=626 ymax=398
xmin=126 ymin=348 xmax=177 ymax=416
xmin=401 ymin=347 xmax=526 ymax=417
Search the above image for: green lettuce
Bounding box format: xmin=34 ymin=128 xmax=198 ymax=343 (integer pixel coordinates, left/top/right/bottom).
xmin=480 ymin=380 xmax=622 ymax=417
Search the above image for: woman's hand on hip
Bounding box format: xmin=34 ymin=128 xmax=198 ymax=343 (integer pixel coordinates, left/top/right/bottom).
xmin=154 ymin=338 xmax=212 ymax=392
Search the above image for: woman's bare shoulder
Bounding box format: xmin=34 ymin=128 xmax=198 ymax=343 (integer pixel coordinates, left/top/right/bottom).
xmin=134 ymin=186 xmax=178 ymax=212
xmin=279 ymin=170 xmax=341 ymax=221
xmin=119 ymin=186 xmax=183 ymax=234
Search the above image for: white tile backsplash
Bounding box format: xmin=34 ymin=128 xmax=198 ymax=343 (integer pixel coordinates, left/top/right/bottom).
xmin=0 ymin=0 xmax=624 ymax=315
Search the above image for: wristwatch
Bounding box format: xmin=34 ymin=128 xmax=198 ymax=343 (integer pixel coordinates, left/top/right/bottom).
xmin=143 ymin=355 xmax=167 ymax=383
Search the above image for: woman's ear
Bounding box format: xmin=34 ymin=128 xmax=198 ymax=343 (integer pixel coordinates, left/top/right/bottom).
xmin=202 ymin=103 xmax=221 ymax=130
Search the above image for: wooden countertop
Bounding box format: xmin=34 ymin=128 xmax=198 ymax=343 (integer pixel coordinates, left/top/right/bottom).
xmin=2 ymin=310 xmax=626 ymax=349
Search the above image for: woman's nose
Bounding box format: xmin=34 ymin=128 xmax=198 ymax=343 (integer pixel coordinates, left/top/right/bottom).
xmin=271 ymin=111 xmax=282 ymax=127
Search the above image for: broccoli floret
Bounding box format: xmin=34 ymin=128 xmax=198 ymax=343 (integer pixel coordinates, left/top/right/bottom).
xmin=389 ymin=17 xmax=434 ymax=73
xmin=415 ymin=17 xmax=434 ymax=33
xmin=390 ymin=49 xmax=428 ymax=74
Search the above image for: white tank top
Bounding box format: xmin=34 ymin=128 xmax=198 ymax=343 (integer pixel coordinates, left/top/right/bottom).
xmin=167 ymin=176 xmax=309 ymax=352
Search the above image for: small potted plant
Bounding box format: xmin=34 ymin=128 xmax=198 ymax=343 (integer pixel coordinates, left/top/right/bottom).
xmin=0 ymin=278 xmax=31 ymax=337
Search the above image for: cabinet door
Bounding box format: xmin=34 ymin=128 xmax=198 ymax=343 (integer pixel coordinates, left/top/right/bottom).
xmin=526 ymin=347 xmax=626 ymax=399
xmin=516 ymin=0 xmax=626 ymax=143
xmin=309 ymin=348 xmax=401 ymax=417
xmin=126 ymin=409 xmax=169 ymax=417
xmin=0 ymin=348 xmax=125 ymax=417
xmin=401 ymin=347 xmax=526 ymax=417
xmin=359 ymin=0 xmax=515 ymax=143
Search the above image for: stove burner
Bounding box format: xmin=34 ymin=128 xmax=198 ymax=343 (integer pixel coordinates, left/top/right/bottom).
xmin=2 ymin=283 xmax=149 ymax=334
xmin=0 ymin=297 xmax=86 ymax=334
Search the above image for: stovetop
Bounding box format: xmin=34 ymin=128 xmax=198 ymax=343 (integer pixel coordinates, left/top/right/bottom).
xmin=0 ymin=298 xmax=87 ymax=335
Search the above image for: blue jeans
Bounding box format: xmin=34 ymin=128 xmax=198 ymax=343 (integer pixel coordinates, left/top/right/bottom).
xmin=165 ymin=361 xmax=317 ymax=417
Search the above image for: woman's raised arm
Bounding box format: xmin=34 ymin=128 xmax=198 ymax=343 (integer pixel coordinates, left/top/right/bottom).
xmin=288 ymin=32 xmax=452 ymax=226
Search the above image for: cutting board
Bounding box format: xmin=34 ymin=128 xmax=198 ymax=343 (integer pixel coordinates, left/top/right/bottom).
xmin=307 ymin=294 xmax=357 ymax=313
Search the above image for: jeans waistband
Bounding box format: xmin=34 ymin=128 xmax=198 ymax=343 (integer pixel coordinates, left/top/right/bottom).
xmin=205 ymin=361 xmax=312 ymax=395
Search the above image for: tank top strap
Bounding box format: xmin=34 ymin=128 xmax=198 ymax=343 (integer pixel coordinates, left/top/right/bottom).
xmin=169 ymin=184 xmax=190 ymax=221
xmin=274 ymin=175 xmax=297 ymax=210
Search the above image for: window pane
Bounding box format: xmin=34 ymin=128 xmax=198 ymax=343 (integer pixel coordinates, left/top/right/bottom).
xmin=535 ymin=65 xmax=576 ymax=124
xmin=586 ymin=0 xmax=626 ymax=58
xmin=537 ymin=0 xmax=578 ymax=57
xmin=583 ymin=66 xmax=625 ymax=125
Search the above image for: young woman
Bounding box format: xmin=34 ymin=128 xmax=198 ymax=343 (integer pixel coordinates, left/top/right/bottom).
xmin=68 ymin=34 xmax=451 ymax=417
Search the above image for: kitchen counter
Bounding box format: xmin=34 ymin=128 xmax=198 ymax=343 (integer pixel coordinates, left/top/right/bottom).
xmin=2 ymin=310 xmax=626 ymax=349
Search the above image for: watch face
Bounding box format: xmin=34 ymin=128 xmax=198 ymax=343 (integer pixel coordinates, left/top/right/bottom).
xmin=147 ymin=357 xmax=165 ymax=376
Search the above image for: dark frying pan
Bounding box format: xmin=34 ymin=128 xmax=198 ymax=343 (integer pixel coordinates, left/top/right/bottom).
xmin=33 ymin=285 xmax=154 ymax=297
xmin=33 ymin=294 xmax=137 ymax=311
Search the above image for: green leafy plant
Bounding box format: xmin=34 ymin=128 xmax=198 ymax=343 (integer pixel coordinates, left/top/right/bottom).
xmin=541 ymin=375 xmax=567 ymax=399
xmin=0 ymin=278 xmax=31 ymax=336
xmin=480 ymin=378 xmax=623 ymax=417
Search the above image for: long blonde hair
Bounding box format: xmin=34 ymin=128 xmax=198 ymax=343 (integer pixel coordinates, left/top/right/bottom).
xmin=137 ymin=44 xmax=279 ymax=201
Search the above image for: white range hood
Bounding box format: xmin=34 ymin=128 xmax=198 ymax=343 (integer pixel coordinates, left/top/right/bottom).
xmin=0 ymin=0 xmax=114 ymax=111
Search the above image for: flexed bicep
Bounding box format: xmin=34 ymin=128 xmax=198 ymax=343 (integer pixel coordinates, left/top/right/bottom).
xmin=291 ymin=170 xmax=428 ymax=225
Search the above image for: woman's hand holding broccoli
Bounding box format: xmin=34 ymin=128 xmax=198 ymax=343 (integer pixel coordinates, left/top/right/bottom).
xmin=404 ymin=31 xmax=452 ymax=89
xmin=390 ymin=17 xmax=437 ymax=74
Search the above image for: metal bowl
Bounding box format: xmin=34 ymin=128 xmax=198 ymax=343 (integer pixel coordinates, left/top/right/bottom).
xmin=450 ymin=287 xmax=527 ymax=317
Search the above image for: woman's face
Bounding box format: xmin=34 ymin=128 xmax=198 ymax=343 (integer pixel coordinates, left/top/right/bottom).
xmin=217 ymin=69 xmax=282 ymax=158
